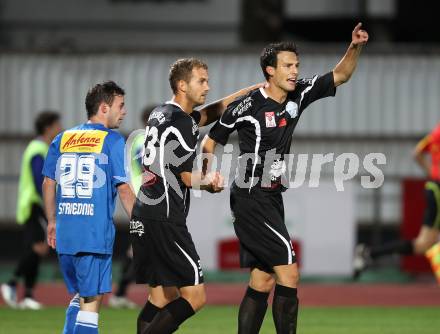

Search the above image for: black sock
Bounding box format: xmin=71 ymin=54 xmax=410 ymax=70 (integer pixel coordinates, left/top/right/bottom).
xmin=116 ymin=256 xmax=135 ymax=297
xmin=137 ymin=301 xmax=161 ymax=334
xmin=238 ymin=286 xmax=269 ymax=334
xmin=272 ymin=284 xmax=299 ymax=334
xmin=143 ymin=297 xmax=195 ymax=334
xmin=370 ymin=240 xmax=414 ymax=259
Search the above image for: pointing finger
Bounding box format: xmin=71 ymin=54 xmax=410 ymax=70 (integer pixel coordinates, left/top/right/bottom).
xmin=353 ymin=22 xmax=362 ymax=32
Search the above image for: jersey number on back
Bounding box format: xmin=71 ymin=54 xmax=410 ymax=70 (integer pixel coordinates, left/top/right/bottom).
xmin=142 ymin=126 xmax=158 ymax=166
xmin=59 ymin=154 xmax=95 ymax=199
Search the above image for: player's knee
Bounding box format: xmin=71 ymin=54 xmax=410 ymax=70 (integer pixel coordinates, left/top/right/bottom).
xmin=194 ymin=290 xmax=207 ymax=310
xmin=163 ymin=288 xmax=179 ymax=302
xmin=250 ymin=275 xmax=275 ymax=292
xmin=277 ymin=269 xmax=300 ymax=287
xmin=149 ymin=294 xmax=175 ymax=308
xmin=82 ymin=295 xmax=102 ymax=312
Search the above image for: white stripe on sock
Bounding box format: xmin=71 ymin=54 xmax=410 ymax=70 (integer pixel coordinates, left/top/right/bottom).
xmin=76 ymin=310 xmax=98 ymax=327
xmin=69 ymin=293 xmax=80 ymax=307
xmin=75 ymin=322 xmax=98 ymax=329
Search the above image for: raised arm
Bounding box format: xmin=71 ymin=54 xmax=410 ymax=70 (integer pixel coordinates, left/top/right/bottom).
xmin=333 ymin=22 xmax=369 ymax=87
xmin=198 ymin=83 xmax=264 ymax=127
xmin=42 ymin=177 xmax=57 ymax=249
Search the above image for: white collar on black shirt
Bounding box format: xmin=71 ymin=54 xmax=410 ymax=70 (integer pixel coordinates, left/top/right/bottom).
xmin=165 ymin=100 xmax=185 ymax=111
xmin=259 ymin=87 xmax=269 ymax=99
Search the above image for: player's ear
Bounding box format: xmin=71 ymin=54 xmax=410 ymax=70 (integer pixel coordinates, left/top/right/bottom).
xmin=266 ymin=66 xmax=275 ymax=77
xmin=99 ymin=102 xmax=109 ymax=115
xmin=177 ymin=79 xmax=188 ymax=94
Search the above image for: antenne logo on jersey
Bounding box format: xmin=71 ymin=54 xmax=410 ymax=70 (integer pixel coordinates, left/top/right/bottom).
xmin=61 ymin=130 xmax=108 ymax=153
xmin=265 ymin=112 xmax=276 ymax=128
xmin=232 ymin=97 xmax=252 ymax=116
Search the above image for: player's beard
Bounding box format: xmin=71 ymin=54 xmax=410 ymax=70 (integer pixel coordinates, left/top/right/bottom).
xmin=109 ymin=116 xmax=122 ymax=129
xmin=275 ymin=81 xmax=295 ymax=94
xmin=196 ymin=95 xmax=207 ymax=107
xmin=188 ymin=92 xmax=206 ymax=108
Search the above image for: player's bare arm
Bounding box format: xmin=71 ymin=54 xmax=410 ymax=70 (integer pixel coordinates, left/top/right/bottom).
xmin=413 ymin=135 xmax=431 ymax=175
xmin=333 ymin=22 xmax=369 ymax=87
xmin=197 ymin=83 xmax=265 ymax=127
xmin=42 ymin=176 xmax=57 ymax=249
xmin=180 ymin=170 xmax=224 ymax=193
xmin=201 ymin=135 xmax=218 ymax=175
xmin=117 ymin=183 xmax=136 ymax=217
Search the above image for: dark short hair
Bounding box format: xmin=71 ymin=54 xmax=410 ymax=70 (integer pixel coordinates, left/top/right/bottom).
xmin=35 ymin=111 xmax=60 ymax=135
xmin=260 ymin=42 xmax=298 ymax=80
xmin=169 ymin=58 xmax=208 ymax=94
xmin=141 ymin=105 xmax=156 ymax=126
xmin=85 ymin=81 xmax=125 ymax=119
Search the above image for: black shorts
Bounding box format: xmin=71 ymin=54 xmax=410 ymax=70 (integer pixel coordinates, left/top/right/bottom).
xmin=230 ymin=187 xmax=296 ymax=274
xmin=22 ymin=204 xmax=47 ymax=246
xmin=130 ymin=217 xmax=204 ymax=288
xmin=423 ymin=181 xmax=440 ymax=229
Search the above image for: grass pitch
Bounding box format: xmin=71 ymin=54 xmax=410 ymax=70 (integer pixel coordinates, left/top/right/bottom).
xmin=0 ymin=306 xmax=439 ymax=334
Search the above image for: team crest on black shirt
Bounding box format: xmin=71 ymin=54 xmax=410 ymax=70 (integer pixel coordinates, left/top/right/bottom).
xmin=286 ymin=101 xmax=298 ymax=119
xmin=191 ymin=117 xmax=198 ymax=135
xmin=265 ymin=112 xmax=276 ymax=128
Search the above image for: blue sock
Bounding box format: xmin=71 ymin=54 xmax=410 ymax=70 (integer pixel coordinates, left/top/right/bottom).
xmin=73 ymin=310 xmax=99 ymax=334
xmin=62 ymin=294 xmax=80 ymax=334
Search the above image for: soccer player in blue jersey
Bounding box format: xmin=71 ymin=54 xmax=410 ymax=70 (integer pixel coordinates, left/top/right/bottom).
xmin=42 ymin=81 xmax=135 ymax=334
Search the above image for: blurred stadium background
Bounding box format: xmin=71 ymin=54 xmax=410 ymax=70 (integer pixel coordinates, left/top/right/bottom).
xmin=1 ymin=0 xmax=440 ymax=332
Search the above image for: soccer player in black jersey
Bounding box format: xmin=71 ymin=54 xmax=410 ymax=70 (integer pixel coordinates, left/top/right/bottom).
xmin=130 ymin=58 xmax=262 ymax=334
xmin=202 ymin=23 xmax=369 ymax=334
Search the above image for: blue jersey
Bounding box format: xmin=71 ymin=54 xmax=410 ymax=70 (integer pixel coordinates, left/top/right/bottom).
xmin=42 ymin=123 xmax=127 ymax=255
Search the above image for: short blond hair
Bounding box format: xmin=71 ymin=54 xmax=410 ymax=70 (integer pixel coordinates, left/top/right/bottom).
xmin=169 ymin=58 xmax=208 ymax=94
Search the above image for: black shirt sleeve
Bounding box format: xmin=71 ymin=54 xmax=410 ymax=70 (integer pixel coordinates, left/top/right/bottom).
xmin=208 ymin=97 xmax=246 ymax=145
xmin=296 ymin=71 xmax=336 ymax=112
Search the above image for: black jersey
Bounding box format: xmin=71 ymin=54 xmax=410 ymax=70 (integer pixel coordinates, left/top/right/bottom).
xmin=132 ymin=101 xmax=201 ymax=223
xmin=208 ymin=71 xmax=336 ymax=193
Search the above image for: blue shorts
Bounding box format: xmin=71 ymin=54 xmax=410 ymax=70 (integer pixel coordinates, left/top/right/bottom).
xmin=58 ymin=253 xmax=112 ymax=297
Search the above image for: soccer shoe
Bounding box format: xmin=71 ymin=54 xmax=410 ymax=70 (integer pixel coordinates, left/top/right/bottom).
xmin=19 ymin=297 xmax=43 ymax=310
xmin=108 ymin=295 xmax=137 ymax=309
xmin=352 ymin=244 xmax=371 ymax=279
xmin=425 ymin=243 xmax=440 ymax=284
xmin=1 ymin=283 xmax=18 ymax=308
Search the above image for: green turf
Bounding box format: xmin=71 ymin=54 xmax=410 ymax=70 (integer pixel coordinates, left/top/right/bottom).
xmin=0 ymin=306 xmax=439 ymax=334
